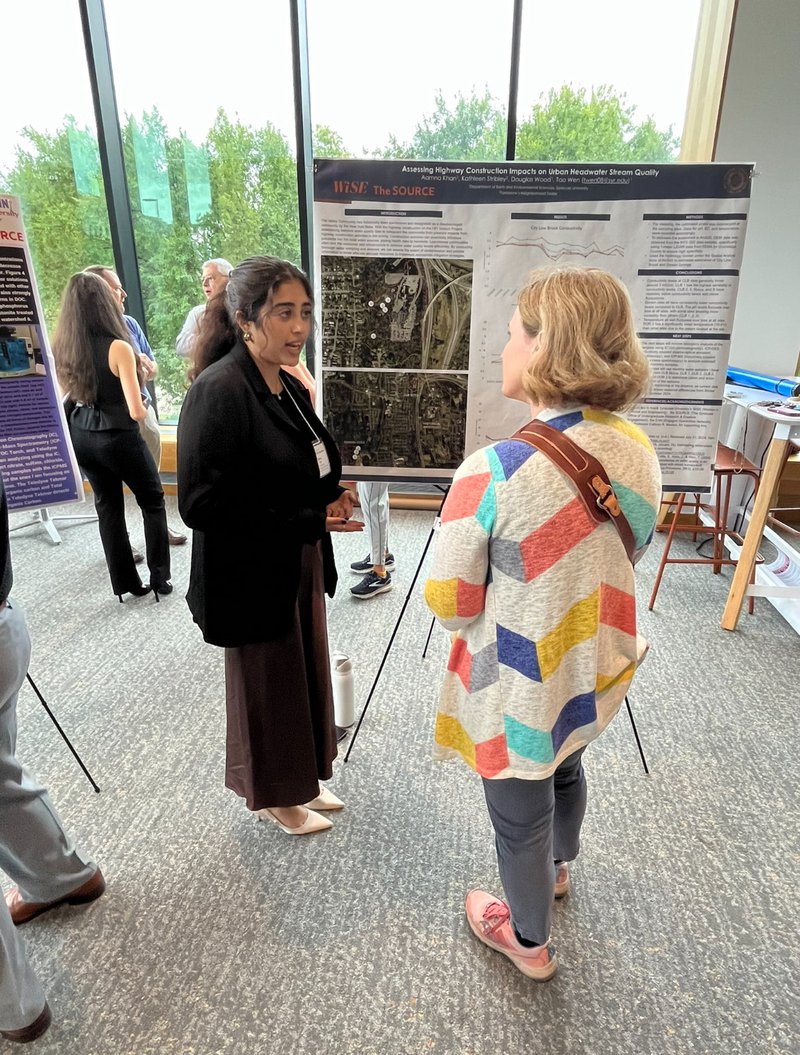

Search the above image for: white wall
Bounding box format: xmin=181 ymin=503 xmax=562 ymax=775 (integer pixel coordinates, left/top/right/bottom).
xmin=715 ymin=0 xmax=800 ymax=375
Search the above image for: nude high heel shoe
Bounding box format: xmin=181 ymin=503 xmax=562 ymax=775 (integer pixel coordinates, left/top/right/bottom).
xmin=255 ymin=807 xmax=332 ymax=835
xmin=304 ymin=786 xmax=345 ymax=811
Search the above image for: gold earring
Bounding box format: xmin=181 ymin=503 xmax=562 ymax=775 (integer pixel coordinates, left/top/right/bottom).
xmin=242 ymin=331 xmax=251 ymax=343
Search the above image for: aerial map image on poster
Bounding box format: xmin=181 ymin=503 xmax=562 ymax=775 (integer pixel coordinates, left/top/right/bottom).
xmin=323 ymin=369 xmax=467 ymax=472
xmin=320 ymin=256 xmax=472 ymax=474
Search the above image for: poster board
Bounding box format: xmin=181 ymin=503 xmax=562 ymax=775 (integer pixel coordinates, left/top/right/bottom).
xmin=313 ymin=160 xmax=753 ymax=491
xmin=0 ymin=194 xmax=82 ymax=511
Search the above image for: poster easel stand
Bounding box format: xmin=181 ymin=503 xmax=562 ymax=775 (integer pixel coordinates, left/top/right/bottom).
xmin=25 ymin=673 xmax=100 ymax=793
xmin=9 ymin=506 xmax=97 ymax=545
xmin=421 ymin=617 xmax=436 ymax=660
xmin=624 ymin=698 xmax=649 ymax=774
xmin=344 ymin=485 xmax=449 ymax=763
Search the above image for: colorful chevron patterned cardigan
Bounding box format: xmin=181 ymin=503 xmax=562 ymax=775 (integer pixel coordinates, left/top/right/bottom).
xmin=424 ymin=406 xmax=662 ymax=780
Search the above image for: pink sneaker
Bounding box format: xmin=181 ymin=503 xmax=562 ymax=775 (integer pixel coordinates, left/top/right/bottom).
xmin=465 ymin=890 xmax=558 ymax=981
xmin=554 ymin=862 xmax=570 ymax=899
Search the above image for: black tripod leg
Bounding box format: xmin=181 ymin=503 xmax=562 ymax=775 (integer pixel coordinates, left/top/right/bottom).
xmin=25 ymin=674 xmax=101 ymax=792
xmin=421 ymin=616 xmax=436 ymax=659
xmin=345 ymin=518 xmax=441 ymax=763
xmin=624 ymin=695 xmax=649 ymax=776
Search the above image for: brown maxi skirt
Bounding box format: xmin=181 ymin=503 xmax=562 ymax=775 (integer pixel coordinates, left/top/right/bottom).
xmin=223 ymin=542 xmax=337 ymax=810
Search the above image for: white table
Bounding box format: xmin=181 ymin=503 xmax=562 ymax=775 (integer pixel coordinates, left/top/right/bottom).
xmin=720 ymin=391 xmax=800 ymax=630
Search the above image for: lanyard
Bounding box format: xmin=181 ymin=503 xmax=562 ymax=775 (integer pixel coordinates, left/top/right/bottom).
xmin=280 ymin=381 xmax=331 ymax=479
xmin=280 ymin=381 xmax=319 ymax=440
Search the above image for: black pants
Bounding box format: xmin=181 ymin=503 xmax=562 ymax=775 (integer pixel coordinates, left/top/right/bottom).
xmin=70 ymin=425 xmax=170 ymax=594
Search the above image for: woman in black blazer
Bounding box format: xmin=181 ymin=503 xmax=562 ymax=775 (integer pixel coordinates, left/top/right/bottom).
xmin=177 ymin=257 xmax=362 ymax=836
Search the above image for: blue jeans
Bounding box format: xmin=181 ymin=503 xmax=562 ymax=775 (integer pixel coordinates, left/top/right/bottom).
xmin=482 ymin=748 xmax=587 ymax=946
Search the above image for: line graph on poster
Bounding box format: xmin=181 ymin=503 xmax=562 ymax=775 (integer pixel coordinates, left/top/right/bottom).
xmin=495 ymin=236 xmax=625 ymax=261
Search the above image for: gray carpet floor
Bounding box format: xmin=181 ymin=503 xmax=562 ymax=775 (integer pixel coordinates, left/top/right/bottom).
xmin=4 ymin=496 xmax=799 ymax=1055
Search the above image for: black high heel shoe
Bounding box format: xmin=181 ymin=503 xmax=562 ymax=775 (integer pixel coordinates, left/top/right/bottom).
xmin=150 ymin=581 xmax=173 ymax=603
xmin=117 ymin=584 xmax=151 ymax=603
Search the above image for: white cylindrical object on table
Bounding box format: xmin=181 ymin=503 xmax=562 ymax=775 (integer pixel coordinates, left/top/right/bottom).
xmin=764 ymin=551 xmax=800 ymax=585
xmin=331 ymin=653 xmax=355 ymax=727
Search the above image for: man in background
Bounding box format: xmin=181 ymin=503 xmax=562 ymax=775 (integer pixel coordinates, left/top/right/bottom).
xmin=84 ymin=266 xmax=186 ymax=549
xmin=175 ymin=258 xmax=233 ymax=360
xmin=0 ymin=472 xmax=106 ymax=1044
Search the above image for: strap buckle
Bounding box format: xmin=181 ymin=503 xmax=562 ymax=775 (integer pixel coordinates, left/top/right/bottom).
xmin=591 ymin=475 xmax=621 ymax=517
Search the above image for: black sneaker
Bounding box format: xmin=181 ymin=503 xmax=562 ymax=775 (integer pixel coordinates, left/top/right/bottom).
xmin=350 ymin=552 xmax=395 ymax=574
xmin=350 ymin=570 xmax=393 ymax=599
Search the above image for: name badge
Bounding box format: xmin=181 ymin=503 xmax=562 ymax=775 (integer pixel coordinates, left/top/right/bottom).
xmin=313 ymin=439 xmax=331 ymax=478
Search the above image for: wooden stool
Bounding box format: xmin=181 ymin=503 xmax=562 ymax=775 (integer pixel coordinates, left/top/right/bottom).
xmin=649 ymin=443 xmax=762 ymax=612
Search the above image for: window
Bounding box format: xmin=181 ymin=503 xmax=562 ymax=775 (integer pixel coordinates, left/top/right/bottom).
xmin=0 ymin=2 xmax=113 ymax=335
xmin=104 ymin=0 xmax=301 ymax=418
xmin=307 ymin=0 xmax=516 ymax=161
xmin=515 ymin=0 xmax=703 ymax=163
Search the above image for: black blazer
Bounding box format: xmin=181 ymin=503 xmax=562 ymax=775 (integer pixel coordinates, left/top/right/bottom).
xmin=177 ymin=342 xmax=343 ymax=647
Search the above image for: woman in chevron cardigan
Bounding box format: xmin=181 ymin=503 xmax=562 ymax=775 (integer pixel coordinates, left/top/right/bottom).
xmin=425 ymin=267 xmax=662 ymax=980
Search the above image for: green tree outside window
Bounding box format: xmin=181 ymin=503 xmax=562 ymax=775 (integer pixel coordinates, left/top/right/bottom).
xmin=1 ymin=87 xmax=677 ymax=414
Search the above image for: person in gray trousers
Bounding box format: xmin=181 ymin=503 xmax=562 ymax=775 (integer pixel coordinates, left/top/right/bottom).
xmin=350 ymin=478 xmax=395 ymax=599
xmin=0 ymin=474 xmax=106 ymax=1043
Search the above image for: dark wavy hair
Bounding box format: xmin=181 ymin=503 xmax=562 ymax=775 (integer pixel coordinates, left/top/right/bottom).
xmin=52 ymin=272 xmax=136 ymax=403
xmin=189 ymin=256 xmax=313 ymax=380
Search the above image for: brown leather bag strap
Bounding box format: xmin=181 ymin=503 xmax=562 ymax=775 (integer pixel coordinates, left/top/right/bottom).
xmin=511 ymin=420 xmax=640 ymax=565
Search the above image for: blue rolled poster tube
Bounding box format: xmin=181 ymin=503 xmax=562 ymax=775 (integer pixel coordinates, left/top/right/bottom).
xmin=726 ymin=366 xmax=800 ymax=398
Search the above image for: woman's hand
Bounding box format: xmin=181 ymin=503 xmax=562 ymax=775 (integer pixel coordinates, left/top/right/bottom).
xmin=326 ymin=490 xmax=356 ymax=520
xmin=326 ymin=517 xmax=364 ymax=533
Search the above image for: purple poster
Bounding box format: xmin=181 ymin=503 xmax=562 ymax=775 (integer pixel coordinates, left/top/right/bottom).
xmin=0 ymin=194 xmax=82 ymax=511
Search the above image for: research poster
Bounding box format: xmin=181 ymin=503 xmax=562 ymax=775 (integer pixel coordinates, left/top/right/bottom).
xmin=0 ymin=193 xmax=82 ymax=510
xmin=313 ymin=159 xmax=753 ymax=490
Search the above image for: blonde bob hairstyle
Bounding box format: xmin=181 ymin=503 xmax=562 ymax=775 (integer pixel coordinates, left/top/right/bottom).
xmin=518 ymin=266 xmax=651 ymax=412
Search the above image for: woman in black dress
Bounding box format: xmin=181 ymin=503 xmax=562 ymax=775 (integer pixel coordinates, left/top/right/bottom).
xmin=52 ymin=273 xmax=170 ymax=601
xmin=177 ymin=257 xmax=362 ymax=835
